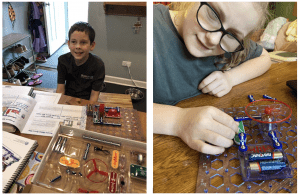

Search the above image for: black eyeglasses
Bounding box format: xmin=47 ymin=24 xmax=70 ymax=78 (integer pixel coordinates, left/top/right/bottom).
xmin=196 ymin=2 xmax=244 ymax=53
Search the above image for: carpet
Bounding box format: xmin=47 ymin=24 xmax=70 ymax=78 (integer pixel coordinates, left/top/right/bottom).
xmin=25 ymin=68 xmax=58 ymax=89
xmin=36 ymin=44 xmax=70 ymax=69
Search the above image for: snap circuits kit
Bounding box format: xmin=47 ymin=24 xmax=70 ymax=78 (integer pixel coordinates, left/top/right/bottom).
xmin=84 ymin=104 xmax=146 ymax=142
xmin=32 ymin=125 xmax=147 ymax=193
xmin=196 ymin=97 xmax=297 ymax=193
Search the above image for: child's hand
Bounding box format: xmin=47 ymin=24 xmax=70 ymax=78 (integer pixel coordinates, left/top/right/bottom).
xmin=198 ymin=71 xmax=233 ymax=97
xmin=174 ymin=106 xmax=239 ymax=154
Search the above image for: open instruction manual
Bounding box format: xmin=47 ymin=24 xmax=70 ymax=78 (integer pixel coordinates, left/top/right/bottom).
xmin=2 ymin=89 xmax=87 ymax=136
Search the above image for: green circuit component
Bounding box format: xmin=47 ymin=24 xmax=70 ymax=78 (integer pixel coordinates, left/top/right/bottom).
xmin=130 ymin=164 xmax=146 ymax=180
xmin=234 ymin=121 xmax=245 ymax=145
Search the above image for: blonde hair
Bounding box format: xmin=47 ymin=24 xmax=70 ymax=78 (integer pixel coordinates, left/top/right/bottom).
xmin=169 ymin=2 xmax=270 ymax=70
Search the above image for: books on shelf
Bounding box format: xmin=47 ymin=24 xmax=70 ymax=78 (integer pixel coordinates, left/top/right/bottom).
xmin=2 ymin=85 xmax=87 ymax=136
xmin=269 ymin=51 xmax=297 ymax=63
xmin=2 ymin=131 xmax=38 ymax=193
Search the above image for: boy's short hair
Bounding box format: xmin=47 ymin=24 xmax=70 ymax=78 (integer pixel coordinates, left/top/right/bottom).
xmin=68 ymin=21 xmax=95 ymax=44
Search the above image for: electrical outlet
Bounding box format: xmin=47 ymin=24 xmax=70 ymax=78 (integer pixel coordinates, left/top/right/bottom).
xmin=122 ymin=61 xmax=127 ymax=67
xmin=122 ymin=61 xmax=131 ymax=67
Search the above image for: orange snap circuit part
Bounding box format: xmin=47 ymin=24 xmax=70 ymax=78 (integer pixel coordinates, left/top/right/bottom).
xmin=111 ymin=150 xmax=119 ymax=169
xmin=59 ymin=156 xmax=80 ymax=168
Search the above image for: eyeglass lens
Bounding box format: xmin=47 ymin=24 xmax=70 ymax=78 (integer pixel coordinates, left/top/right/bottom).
xmin=198 ymin=4 xmax=242 ymax=52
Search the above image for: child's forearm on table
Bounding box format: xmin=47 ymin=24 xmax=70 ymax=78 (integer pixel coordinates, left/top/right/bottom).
xmin=225 ymin=49 xmax=271 ymax=87
xmin=56 ymin=84 xmax=65 ymax=94
xmin=90 ymin=90 xmax=100 ymax=103
xmin=153 ymin=103 xmax=182 ymax=136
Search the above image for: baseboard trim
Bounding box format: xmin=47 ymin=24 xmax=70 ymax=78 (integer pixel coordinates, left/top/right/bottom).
xmin=104 ymin=75 xmax=146 ymax=89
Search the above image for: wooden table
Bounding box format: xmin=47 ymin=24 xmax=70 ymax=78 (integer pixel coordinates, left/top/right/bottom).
xmin=153 ymin=61 xmax=297 ymax=193
xmin=1 ymin=86 xmax=147 ymax=153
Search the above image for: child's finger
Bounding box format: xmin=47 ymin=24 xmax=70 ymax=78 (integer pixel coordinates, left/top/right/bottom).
xmin=210 ymin=84 xmax=224 ymax=95
xmin=201 ymin=129 xmax=233 ymax=148
xmin=189 ymin=139 xmax=225 ymax=154
xmin=203 ymin=119 xmax=235 ymax=139
xmin=215 ymin=90 xmax=227 ymax=97
xmin=198 ymin=74 xmax=217 ymax=90
xmin=201 ymin=80 xmax=221 ymax=93
xmin=209 ymin=108 xmax=239 ymax=133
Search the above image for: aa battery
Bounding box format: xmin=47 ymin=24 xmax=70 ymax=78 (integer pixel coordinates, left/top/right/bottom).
xmin=248 ymin=151 xmax=283 ymax=161
xmin=249 ymin=160 xmax=286 ymax=173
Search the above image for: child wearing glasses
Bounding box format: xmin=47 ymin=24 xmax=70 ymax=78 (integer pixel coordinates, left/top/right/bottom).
xmin=153 ymin=2 xmax=271 ymax=154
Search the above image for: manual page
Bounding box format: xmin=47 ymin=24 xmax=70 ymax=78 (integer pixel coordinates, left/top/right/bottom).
xmin=32 ymin=90 xmax=62 ymax=104
xmin=22 ymin=103 xmax=87 ymax=136
xmin=2 ymin=85 xmax=33 ymax=96
xmin=2 ymin=94 xmax=37 ymax=132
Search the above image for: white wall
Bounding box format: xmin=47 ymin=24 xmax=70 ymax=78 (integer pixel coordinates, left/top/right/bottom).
xmin=88 ymin=2 xmax=146 ymax=86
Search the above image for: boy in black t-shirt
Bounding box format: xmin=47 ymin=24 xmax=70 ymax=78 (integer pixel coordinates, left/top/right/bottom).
xmin=56 ymin=22 xmax=105 ymax=102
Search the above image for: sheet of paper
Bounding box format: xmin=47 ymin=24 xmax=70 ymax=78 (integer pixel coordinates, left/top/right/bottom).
xmin=22 ymin=103 xmax=87 ymax=136
xmin=33 ymin=90 xmax=62 ymax=104
xmin=2 ymin=94 xmax=37 ymax=131
xmin=2 ymin=85 xmax=33 ymax=96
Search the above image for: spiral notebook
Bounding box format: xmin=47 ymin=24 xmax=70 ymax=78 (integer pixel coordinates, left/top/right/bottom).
xmin=2 ymin=131 xmax=38 ymax=193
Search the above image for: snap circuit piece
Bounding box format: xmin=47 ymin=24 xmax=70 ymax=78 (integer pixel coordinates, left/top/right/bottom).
xmin=268 ymin=131 xmax=282 ymax=149
xmin=234 ymin=115 xmax=261 ymax=121
xmin=248 ymin=151 xmax=283 ymax=161
xmin=111 ymin=150 xmax=119 ymax=169
xmin=59 ymin=156 xmax=80 ymax=168
xmin=248 ymin=95 xmax=255 ymax=102
xmin=130 ymin=164 xmax=146 ymax=180
xmin=119 ymin=154 xmax=126 ymax=172
xmin=54 ymin=136 xmax=62 ymax=152
xmin=83 ymin=143 xmax=91 ymax=160
xmin=238 ymin=133 xmax=247 ymax=152
xmin=119 ymin=174 xmax=126 ymax=193
xmin=263 ymin=94 xmax=277 ymax=100
xmin=50 ymin=175 xmax=61 ymax=183
xmin=60 ymin=137 xmax=67 ymax=153
xmin=109 ymin=172 xmax=118 ymax=193
xmin=234 ymin=121 xmax=245 ymax=145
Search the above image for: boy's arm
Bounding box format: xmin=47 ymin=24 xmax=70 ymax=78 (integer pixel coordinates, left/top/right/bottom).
xmin=89 ymin=90 xmax=100 ymax=103
xmin=199 ymin=48 xmax=271 ymax=97
xmin=56 ymin=84 xmax=65 ymax=94
xmin=57 ymin=57 xmax=67 ymax=95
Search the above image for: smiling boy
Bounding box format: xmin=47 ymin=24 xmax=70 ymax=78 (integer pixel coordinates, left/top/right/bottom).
xmin=56 ymin=22 xmax=105 ymax=102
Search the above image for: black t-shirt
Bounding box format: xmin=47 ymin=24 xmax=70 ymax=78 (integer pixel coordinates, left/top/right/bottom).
xmin=57 ymin=52 xmax=105 ymax=100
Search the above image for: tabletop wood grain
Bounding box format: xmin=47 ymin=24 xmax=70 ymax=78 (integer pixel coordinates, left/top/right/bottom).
xmin=153 ymin=61 xmax=297 ymax=193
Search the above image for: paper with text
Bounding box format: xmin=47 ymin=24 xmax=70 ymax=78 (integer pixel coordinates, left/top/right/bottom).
xmin=22 ymin=103 xmax=87 ymax=136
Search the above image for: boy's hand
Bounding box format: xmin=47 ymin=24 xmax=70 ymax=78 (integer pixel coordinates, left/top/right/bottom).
xmin=174 ymin=106 xmax=239 ymax=155
xmin=198 ymin=71 xmax=233 ymax=97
